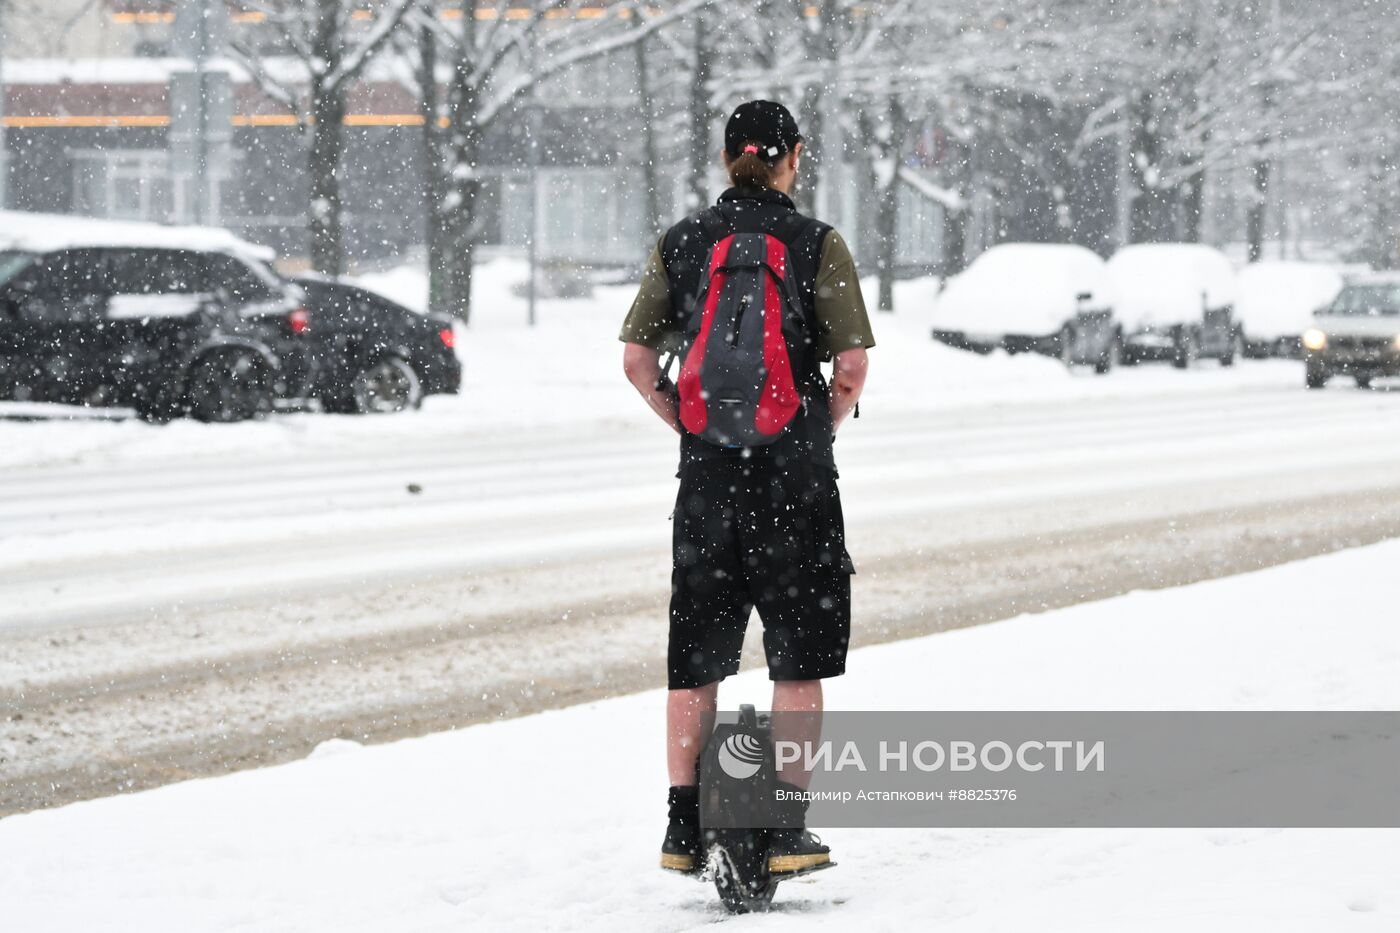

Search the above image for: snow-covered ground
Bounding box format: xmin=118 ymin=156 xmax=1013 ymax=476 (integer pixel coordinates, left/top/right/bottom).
xmin=2 ymin=538 xmax=1398 ymax=931
xmin=8 ymin=254 xmax=1400 ymax=816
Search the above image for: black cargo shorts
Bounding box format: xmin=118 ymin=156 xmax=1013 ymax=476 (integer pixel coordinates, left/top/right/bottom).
xmin=668 ymin=456 xmax=855 ymax=690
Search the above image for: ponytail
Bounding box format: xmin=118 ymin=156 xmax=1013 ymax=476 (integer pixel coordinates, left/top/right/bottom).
xmin=727 ymin=140 xmax=779 ymax=189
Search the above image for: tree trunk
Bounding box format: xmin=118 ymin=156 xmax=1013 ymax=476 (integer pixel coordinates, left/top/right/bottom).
xmin=1128 ymin=92 xmax=1160 ymax=243
xmin=862 ymin=97 xmax=905 ymax=313
xmin=307 ymin=86 xmax=346 ymax=275
xmin=794 ymin=84 xmax=823 ymax=215
xmin=430 ymin=184 xmax=477 ymax=324
xmin=1181 ymin=167 xmax=1204 ymax=243
xmin=940 ymin=132 xmax=970 ymax=276
xmin=434 ymin=170 xmax=482 ymax=324
xmin=875 ymin=183 xmax=897 ymax=312
xmin=418 ymin=23 xmax=452 ymax=316
xmin=943 ymin=201 xmax=967 ymax=276
xmin=432 ymin=44 xmax=485 ymax=324
xmin=686 ymin=9 xmax=712 ymax=210
xmin=633 ymin=28 xmax=663 ymax=240
xmin=305 ymin=0 xmax=348 ymax=275
xmin=1246 ymin=154 xmax=1270 ymax=263
xmin=803 ymin=0 xmax=844 ymax=219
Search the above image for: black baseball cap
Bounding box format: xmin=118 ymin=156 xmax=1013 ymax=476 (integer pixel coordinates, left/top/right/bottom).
xmin=724 ymin=100 xmax=803 ymax=161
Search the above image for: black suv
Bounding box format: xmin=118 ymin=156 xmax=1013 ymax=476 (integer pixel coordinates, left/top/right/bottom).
xmin=0 ymin=243 xmax=309 ymax=422
xmin=292 ymin=275 xmax=461 ymax=413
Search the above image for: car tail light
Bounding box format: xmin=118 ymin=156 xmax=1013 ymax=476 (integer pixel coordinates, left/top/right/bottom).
xmin=438 ymin=327 xmax=455 ymax=349
xmin=289 ymin=307 xmax=311 ymax=334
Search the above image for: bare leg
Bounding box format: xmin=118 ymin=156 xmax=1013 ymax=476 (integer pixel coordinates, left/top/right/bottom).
xmin=772 ymin=679 xmax=823 ymax=789
xmin=667 ymin=683 xmax=719 ymax=786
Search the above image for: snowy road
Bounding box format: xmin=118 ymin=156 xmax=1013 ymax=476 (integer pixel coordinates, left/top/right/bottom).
xmin=4 ymin=536 xmax=1399 ymax=932
xmin=4 ymin=377 xmax=1400 ymax=814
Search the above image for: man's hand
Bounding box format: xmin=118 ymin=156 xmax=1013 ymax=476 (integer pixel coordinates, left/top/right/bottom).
xmin=829 ymin=348 xmax=868 ymax=432
xmin=623 ymin=342 xmax=682 ymax=435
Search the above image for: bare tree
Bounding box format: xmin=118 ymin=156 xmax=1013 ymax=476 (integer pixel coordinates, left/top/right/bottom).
xmin=856 ymin=95 xmax=907 ymax=312
xmin=632 ymin=18 xmax=664 ymax=241
xmin=230 ymin=0 xmax=418 ymax=274
xmin=402 ymin=0 xmax=713 ymax=322
xmin=1068 ymin=0 xmax=1369 ymax=251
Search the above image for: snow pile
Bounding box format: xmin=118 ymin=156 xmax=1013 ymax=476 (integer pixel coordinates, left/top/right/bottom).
xmin=931 ymin=243 xmax=1116 ymax=337
xmin=1235 ymin=262 xmax=1345 ymax=339
xmin=1 ymin=539 xmax=1398 ymax=931
xmin=0 ymin=210 xmax=275 ymax=262
xmin=1108 ymin=243 xmax=1237 ymax=329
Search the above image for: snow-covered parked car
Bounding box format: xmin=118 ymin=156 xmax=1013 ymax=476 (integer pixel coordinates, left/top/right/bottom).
xmin=0 ymin=211 xmax=309 ymax=422
xmin=1234 ymin=261 xmax=1346 ymax=358
xmin=930 ymin=243 xmax=1121 ymax=373
xmin=1108 ymin=243 xmax=1238 ymax=368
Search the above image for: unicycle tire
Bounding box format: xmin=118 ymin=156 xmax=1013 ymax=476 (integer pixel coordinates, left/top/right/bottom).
xmin=709 ymin=835 xmax=778 ymax=914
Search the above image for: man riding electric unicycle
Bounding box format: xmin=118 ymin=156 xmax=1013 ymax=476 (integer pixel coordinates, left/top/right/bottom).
xmin=619 ymin=100 xmax=875 ymax=911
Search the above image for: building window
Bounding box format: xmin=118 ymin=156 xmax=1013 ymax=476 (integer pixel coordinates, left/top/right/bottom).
xmin=71 ymin=149 xmax=174 ymax=222
xmin=536 ymin=168 xmax=641 ymax=263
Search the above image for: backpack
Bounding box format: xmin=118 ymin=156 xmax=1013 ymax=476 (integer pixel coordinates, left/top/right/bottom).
xmin=674 ymin=208 xmax=818 ymax=448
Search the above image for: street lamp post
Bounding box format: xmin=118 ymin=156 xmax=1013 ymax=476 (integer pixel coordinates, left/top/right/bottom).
xmin=172 ymin=0 xmax=230 ymax=225
xmin=0 ymin=0 xmax=8 ymax=211
xmin=526 ymin=15 xmax=540 ymax=328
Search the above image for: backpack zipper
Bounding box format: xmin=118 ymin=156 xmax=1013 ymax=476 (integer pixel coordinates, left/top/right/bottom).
xmin=728 ymin=292 xmax=751 ymax=346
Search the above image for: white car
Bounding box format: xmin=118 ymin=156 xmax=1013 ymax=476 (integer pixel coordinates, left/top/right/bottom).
xmin=931 ymin=243 xmax=1121 ymax=373
xmin=1303 ymin=272 xmax=1400 ymax=389
xmin=1108 ymin=243 xmax=1238 ymax=368
xmin=1234 ymin=261 xmax=1347 ymax=358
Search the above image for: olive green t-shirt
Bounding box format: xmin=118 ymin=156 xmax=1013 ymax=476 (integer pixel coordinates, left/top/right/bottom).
xmin=617 ymin=229 xmax=875 ymax=358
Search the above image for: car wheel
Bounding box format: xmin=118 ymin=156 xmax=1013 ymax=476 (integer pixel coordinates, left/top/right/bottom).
xmin=1172 ymin=328 xmax=1198 ymax=370
xmin=352 ymin=356 xmax=422 ymax=414
xmin=1221 ymin=331 xmax=1244 ymax=367
xmin=1355 ymin=374 xmax=1374 ymax=389
xmin=135 ymin=398 xmax=178 ymax=424
xmin=0 ymin=358 xmax=46 ymax=402
xmin=1305 ymin=362 xmax=1329 ymax=390
xmin=1093 ymin=334 xmax=1121 ymax=375
xmin=1057 ymin=325 xmax=1077 ymax=368
xmin=185 ymin=349 xmax=273 ymax=423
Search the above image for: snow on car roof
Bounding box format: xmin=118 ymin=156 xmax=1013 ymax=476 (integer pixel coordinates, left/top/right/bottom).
xmin=932 ymin=242 xmax=1116 ymax=336
xmin=0 ymin=211 xmax=276 ymax=262
xmin=1108 ymin=243 xmax=1236 ymax=328
xmin=1235 ymin=262 xmax=1345 ymax=339
xmin=966 ymin=242 xmax=1106 ymax=271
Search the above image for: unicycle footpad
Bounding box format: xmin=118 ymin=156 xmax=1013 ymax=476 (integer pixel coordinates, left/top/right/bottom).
xmin=771 ymin=859 xmax=837 ymax=880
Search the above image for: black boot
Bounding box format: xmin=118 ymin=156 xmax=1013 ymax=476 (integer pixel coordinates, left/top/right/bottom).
xmin=767 ymin=781 xmax=831 ymax=874
xmin=660 ymin=785 xmax=701 ymax=873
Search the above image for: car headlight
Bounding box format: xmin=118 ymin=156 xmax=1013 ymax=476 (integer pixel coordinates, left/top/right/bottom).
xmin=1392 ymin=334 xmax=1400 ymax=352
xmin=1302 ymin=328 xmax=1328 ymax=351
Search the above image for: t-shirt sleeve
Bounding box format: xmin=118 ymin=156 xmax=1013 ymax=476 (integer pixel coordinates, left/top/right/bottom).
xmin=618 ymin=238 xmax=679 ymax=351
xmin=813 ymin=230 xmax=876 ymax=357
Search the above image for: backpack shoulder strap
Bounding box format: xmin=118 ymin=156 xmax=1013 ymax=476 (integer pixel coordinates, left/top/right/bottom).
xmin=769 ymin=211 xmax=814 ymax=247
xmin=766 ymin=213 xmax=832 ymax=397
xmin=696 ymin=206 xmax=731 ymax=246
xmin=677 ymin=208 xmax=733 ymax=335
